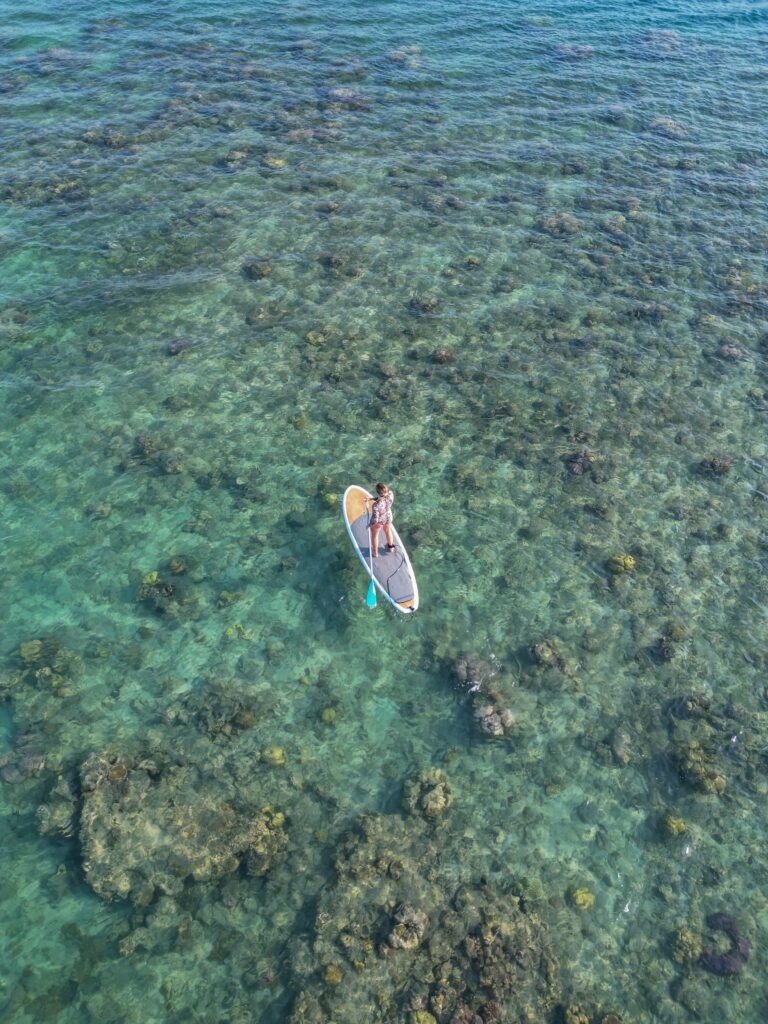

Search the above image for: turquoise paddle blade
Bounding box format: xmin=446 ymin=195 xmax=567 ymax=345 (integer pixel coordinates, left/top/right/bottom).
xmin=366 ymin=577 xmax=377 ymax=608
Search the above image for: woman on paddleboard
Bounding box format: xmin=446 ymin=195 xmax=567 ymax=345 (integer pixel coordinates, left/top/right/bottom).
xmin=368 ymin=483 xmax=395 ymax=557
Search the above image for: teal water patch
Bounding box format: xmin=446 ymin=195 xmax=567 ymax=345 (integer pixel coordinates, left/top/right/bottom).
xmin=3 ymin=0 xmax=768 ymax=1020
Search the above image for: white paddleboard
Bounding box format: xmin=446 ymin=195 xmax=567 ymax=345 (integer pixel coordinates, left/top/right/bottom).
xmin=342 ymin=485 xmax=419 ymax=614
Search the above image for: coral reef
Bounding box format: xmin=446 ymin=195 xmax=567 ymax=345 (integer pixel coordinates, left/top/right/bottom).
xmin=6 ymin=8 xmax=768 ymax=1023
xmin=77 ymin=752 xmax=287 ymax=904
xmin=289 ymin=813 xmax=560 ymax=1023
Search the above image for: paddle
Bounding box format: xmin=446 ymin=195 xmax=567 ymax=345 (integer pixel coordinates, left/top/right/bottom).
xmin=366 ymin=513 xmax=377 ymax=608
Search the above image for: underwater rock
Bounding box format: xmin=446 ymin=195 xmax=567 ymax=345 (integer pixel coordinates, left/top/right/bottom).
xmin=137 ymin=571 xmax=179 ymax=616
xmin=632 ymin=300 xmax=671 ymax=322
xmin=79 ymin=752 xmax=287 ymax=904
xmin=452 ymin=654 xmax=498 ymax=693
xmin=531 ymin=639 xmax=565 ymax=671
xmin=385 ymin=44 xmax=422 ymax=67
xmin=673 ymin=926 xmax=703 ymax=964
xmin=607 ymin=554 xmax=636 ymax=574
xmin=263 ymin=745 xmax=286 ymax=767
xmin=165 ymin=336 xmax=191 ymax=356
xmin=674 ymin=737 xmax=726 ymax=796
xmin=386 ymin=903 xmax=429 ymax=951
xmin=324 ymin=963 xmax=343 ymax=986
xmin=610 ymin=728 xmax=632 ymax=766
xmin=244 ymin=807 xmax=288 ymax=876
xmin=542 ymin=212 xmax=582 ymax=236
xmin=432 ymin=347 xmax=453 ymax=364
xmin=410 ymin=1013 xmax=437 ymax=1024
xmin=474 ymin=704 xmax=504 ymax=737
xmin=37 ymin=776 xmax=77 ymax=836
xmin=408 ymin=294 xmax=439 ymax=314
xmin=20 ymin=640 xmax=43 ymax=665
xmin=11 ymin=636 xmax=83 ymax=695
xmin=571 ymin=887 xmax=595 ymax=910
xmin=649 ymin=116 xmax=687 ymax=139
xmin=564 ymin=449 xmax=597 ymax=476
xmin=700 ymin=912 xmax=750 ymax=976
xmin=638 ymin=29 xmax=682 ymax=57
xmin=698 ymin=454 xmax=733 ymax=477
xmin=323 ymin=86 xmax=369 ymax=111
xmin=662 ymin=814 xmax=686 ymax=839
xmin=670 ymin=693 xmax=710 ymax=720
xmin=288 ymin=38 xmax=316 ymax=56
xmin=133 ymin=433 xmax=162 ymax=459
xmin=403 ymin=768 xmax=453 ymax=820
xmin=499 ymin=708 xmax=514 ymax=729
xmin=655 ymin=622 xmax=687 ymax=662
xmin=551 ymin=44 xmax=594 ymax=60
xmin=656 ymin=637 xmax=676 ymax=662
xmin=242 ymin=258 xmax=272 ymax=281
xmin=447 ymin=1007 xmax=482 ymax=1024
xmin=561 ymin=157 xmax=590 ymax=175
xmin=0 ymin=737 xmax=46 ymax=784
xmin=478 ymin=1002 xmax=501 ymax=1023
xmin=218 ymin=148 xmax=250 ymax=168
xmin=717 ymin=343 xmax=746 ymax=361
xmin=319 ymin=251 xmax=361 ymax=278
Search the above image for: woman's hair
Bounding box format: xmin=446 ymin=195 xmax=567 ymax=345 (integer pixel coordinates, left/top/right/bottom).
xmin=376 ymin=483 xmax=388 ymax=495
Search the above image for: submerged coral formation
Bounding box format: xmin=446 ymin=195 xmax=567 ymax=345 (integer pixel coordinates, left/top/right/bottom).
xmin=289 ymin=813 xmax=560 ymax=1023
xmin=3 ymin=4 xmax=768 ymax=1023
xmin=403 ymin=768 xmax=454 ymax=820
xmin=77 ymin=752 xmax=287 ymax=904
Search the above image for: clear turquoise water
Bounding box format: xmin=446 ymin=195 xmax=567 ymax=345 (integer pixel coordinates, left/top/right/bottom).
xmin=3 ymin=0 xmax=768 ymax=1021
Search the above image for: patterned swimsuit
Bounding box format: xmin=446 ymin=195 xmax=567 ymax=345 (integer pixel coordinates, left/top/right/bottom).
xmin=370 ymin=490 xmax=394 ymax=525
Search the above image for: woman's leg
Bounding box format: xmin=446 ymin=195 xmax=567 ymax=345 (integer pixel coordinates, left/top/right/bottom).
xmin=383 ymin=523 xmax=394 ymax=548
xmin=370 ymin=523 xmax=381 ymax=557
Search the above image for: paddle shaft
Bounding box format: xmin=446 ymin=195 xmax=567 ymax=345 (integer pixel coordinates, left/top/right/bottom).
xmin=366 ymin=504 xmax=377 ymax=607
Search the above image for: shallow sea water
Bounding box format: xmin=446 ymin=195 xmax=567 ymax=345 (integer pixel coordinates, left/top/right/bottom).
xmin=2 ymin=0 xmax=768 ymax=1021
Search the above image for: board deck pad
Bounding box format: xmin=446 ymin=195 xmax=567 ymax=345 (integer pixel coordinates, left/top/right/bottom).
xmin=342 ymin=485 xmax=419 ymax=613
xmin=348 ymin=513 xmax=416 ymax=604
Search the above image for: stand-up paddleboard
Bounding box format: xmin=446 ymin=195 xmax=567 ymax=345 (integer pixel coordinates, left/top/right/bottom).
xmin=342 ymin=485 xmax=419 ymax=614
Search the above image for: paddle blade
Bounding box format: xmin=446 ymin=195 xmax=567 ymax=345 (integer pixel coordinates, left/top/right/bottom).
xmin=366 ymin=577 xmax=377 ymax=608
